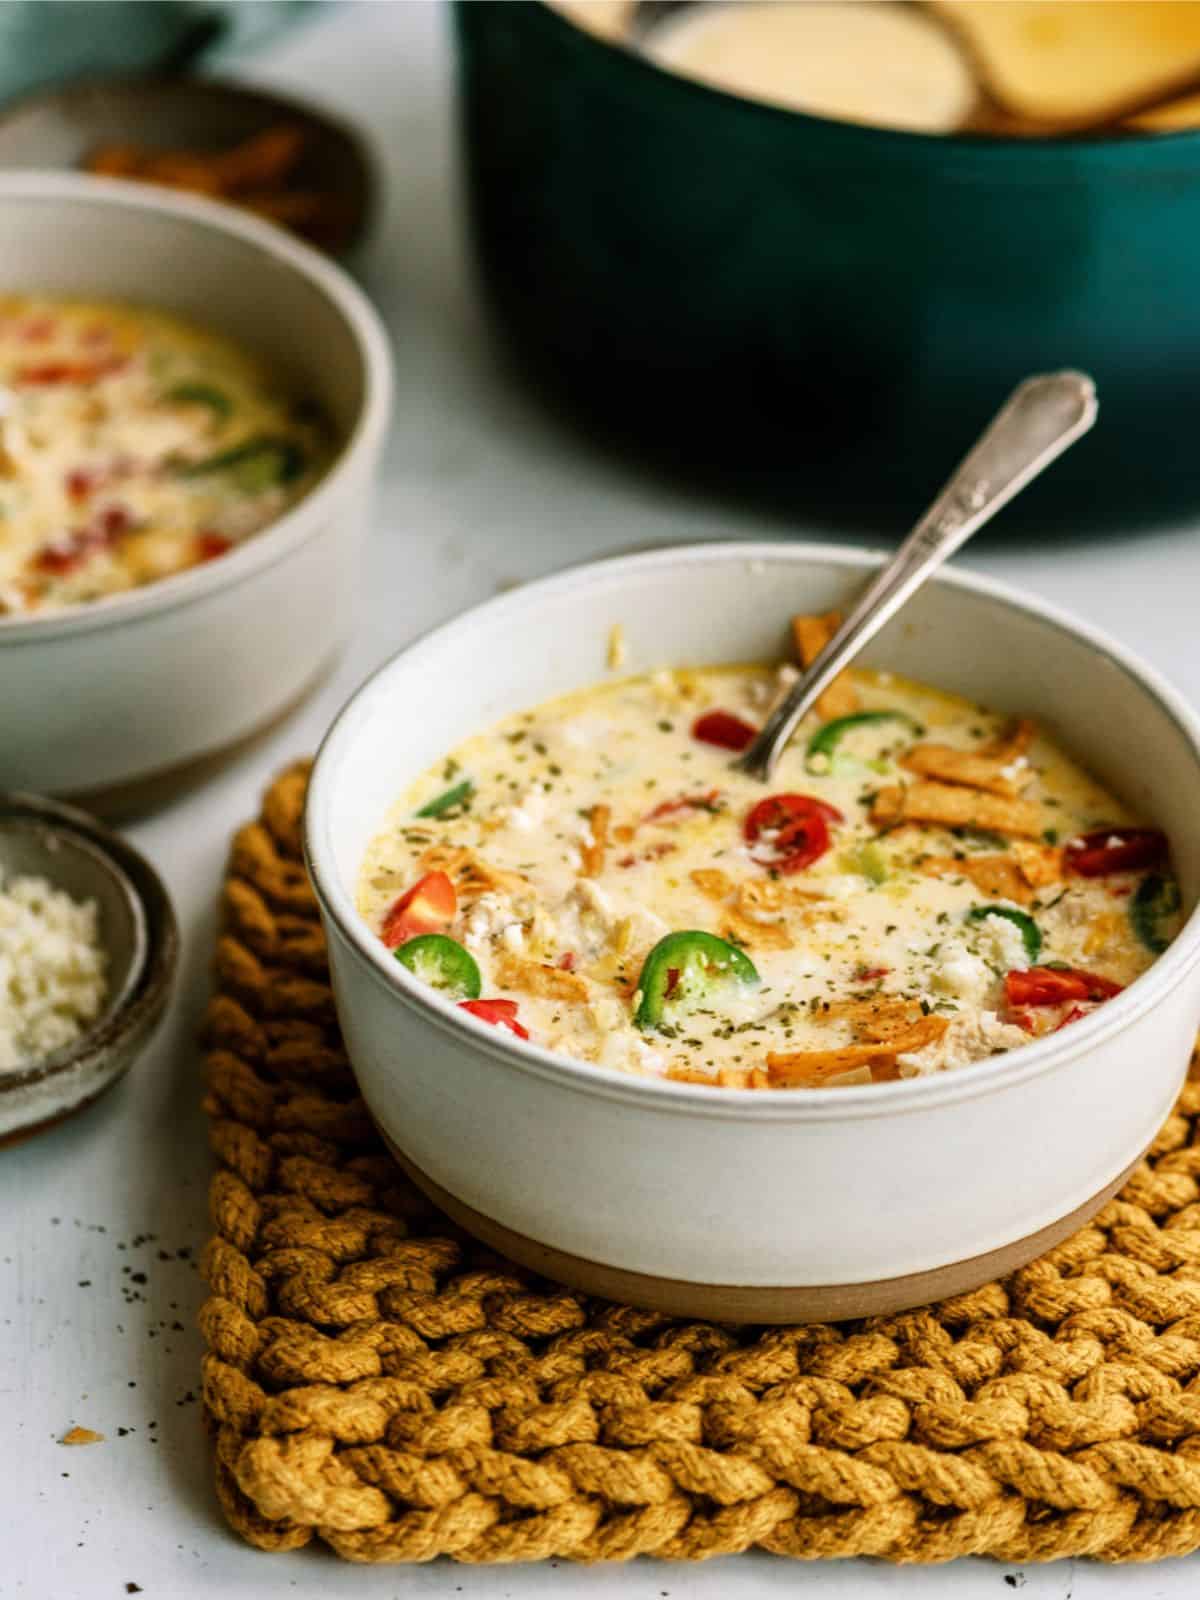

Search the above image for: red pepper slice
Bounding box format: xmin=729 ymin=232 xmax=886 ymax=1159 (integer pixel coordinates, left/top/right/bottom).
xmin=15 ymin=357 xmax=125 ymax=386
xmin=1065 ymin=828 xmax=1168 ymax=877
xmin=644 ymin=790 xmax=722 ymax=824
xmin=195 ymin=532 xmax=233 ymax=563
xmin=32 ymin=503 xmax=133 ymax=577
xmin=691 ymin=710 xmax=757 ymax=752
xmin=381 ymin=871 xmax=457 ymax=948
xmin=1005 ymin=966 xmax=1124 ymax=1008
xmin=743 ymin=792 xmax=843 ymax=874
xmin=65 ymin=467 xmax=99 ymax=503
xmin=459 ymin=998 xmax=530 ymax=1039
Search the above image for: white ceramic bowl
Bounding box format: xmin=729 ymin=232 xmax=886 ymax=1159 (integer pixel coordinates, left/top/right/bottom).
xmin=306 ymin=543 xmax=1200 ymax=1321
xmin=0 ymin=172 xmax=392 ymax=814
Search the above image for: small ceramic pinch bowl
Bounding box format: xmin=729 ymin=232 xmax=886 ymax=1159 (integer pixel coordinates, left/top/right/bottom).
xmin=0 ymin=793 xmax=178 ymax=1145
xmin=306 ymin=543 xmax=1200 ymax=1322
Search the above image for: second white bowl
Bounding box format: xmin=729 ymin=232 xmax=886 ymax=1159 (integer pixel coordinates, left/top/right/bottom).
xmin=0 ymin=173 xmax=392 ymax=814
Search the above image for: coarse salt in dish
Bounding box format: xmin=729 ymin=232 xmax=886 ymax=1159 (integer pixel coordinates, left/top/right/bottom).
xmin=0 ymin=871 xmax=108 ymax=1072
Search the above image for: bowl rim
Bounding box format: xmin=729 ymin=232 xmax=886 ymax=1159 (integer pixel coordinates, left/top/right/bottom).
xmin=0 ymin=789 xmax=179 ymax=1099
xmin=306 ymin=539 xmax=1200 ymax=1121
xmin=529 ymin=0 xmax=1200 ymax=155
xmin=0 ymin=169 xmax=393 ymax=643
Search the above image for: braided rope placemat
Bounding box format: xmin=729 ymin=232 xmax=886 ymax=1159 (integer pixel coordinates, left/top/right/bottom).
xmin=200 ymin=761 xmax=1200 ymax=1566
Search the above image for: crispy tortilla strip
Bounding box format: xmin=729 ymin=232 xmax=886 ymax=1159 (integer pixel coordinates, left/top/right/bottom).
xmin=871 ymin=781 xmax=1042 ymax=839
xmin=690 ymin=868 xmax=734 ymax=901
xmin=813 ymin=995 xmax=926 ymax=1043
xmin=902 ymin=743 xmax=1032 ymax=798
xmin=981 ymin=717 xmax=1036 ymax=761
xmin=791 ymin=611 xmax=859 ymax=721
xmin=666 ymin=1064 xmax=716 ymax=1085
xmin=580 ymin=804 xmax=611 ymax=878
xmin=766 ymin=1015 xmax=949 ymax=1086
xmin=767 ymin=1042 xmax=899 ymax=1087
xmin=720 ymin=911 xmax=793 ymax=951
xmin=887 ymin=1014 xmax=951 ymax=1054
xmin=717 ymin=1066 xmax=770 ymax=1089
xmin=614 ymin=951 xmax=653 ymax=999
xmin=737 ymin=878 xmax=826 ymax=915
xmin=922 ymin=854 xmax=1035 ymax=907
xmin=494 ymin=951 xmax=589 ymax=1002
xmin=418 ymin=846 xmax=530 ymax=902
xmin=1011 ymin=841 xmax=1064 ymax=888
xmin=869 ymin=1058 xmax=902 ymax=1084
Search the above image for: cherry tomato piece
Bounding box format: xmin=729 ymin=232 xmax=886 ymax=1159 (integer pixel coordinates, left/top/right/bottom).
xmin=459 ymin=998 xmax=530 ymax=1040
xmin=1065 ymin=828 xmax=1167 ymax=877
xmin=691 ymin=710 xmax=757 ymax=752
xmin=743 ymin=793 xmax=842 ymax=873
xmin=195 ymin=532 xmax=233 ymax=562
xmin=1055 ymin=1005 xmax=1094 ymax=1031
xmin=743 ymin=793 xmax=843 ymax=841
xmin=1004 ymin=966 xmax=1123 ymax=1008
xmin=380 ymin=871 xmax=457 ymax=948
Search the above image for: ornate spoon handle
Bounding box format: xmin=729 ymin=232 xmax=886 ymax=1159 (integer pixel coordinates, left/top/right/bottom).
xmin=735 ymin=370 xmax=1098 ymax=783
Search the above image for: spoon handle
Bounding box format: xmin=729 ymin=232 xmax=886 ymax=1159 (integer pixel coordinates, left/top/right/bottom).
xmin=734 ymin=369 xmax=1098 ymax=783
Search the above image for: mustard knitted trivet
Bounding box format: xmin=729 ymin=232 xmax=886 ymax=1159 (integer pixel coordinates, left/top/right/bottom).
xmin=200 ymin=761 xmax=1200 ymax=1565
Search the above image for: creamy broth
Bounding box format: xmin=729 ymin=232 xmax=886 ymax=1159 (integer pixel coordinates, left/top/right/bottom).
xmin=359 ymin=642 xmax=1179 ymax=1089
xmin=0 ymin=296 xmax=332 ymax=617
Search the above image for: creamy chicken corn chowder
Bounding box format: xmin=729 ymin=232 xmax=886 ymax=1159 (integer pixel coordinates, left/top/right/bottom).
xmin=0 ymin=295 xmax=331 ymax=617
xmin=358 ymin=613 xmax=1180 ymax=1090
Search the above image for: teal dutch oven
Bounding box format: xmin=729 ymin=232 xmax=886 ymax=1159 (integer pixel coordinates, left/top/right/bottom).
xmin=454 ymin=1 xmax=1200 ymax=530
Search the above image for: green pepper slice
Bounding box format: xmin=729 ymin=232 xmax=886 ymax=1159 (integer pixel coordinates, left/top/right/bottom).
xmin=965 ymin=904 xmax=1043 ymax=961
xmin=395 ymin=934 xmax=482 ymax=1000
xmin=1130 ymin=873 xmax=1181 ymax=955
xmin=634 ymin=930 xmax=759 ymax=1032
xmin=805 ymin=710 xmax=920 ymax=774
xmin=176 ymin=434 xmax=306 ymax=491
xmin=164 ymin=381 xmax=232 ymax=420
xmin=416 ymin=779 xmax=474 ymax=818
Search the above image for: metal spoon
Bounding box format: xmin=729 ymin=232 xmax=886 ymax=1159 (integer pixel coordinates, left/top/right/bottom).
xmin=734 ymin=370 xmax=1098 ymax=783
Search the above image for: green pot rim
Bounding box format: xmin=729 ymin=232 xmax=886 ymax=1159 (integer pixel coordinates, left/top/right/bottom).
xmin=515 ymin=0 xmax=1200 ymax=169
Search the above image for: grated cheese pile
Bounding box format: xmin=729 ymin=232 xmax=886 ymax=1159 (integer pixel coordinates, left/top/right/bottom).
xmin=0 ymin=872 xmax=108 ymax=1073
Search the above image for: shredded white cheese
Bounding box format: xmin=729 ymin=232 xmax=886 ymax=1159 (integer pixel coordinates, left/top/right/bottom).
xmin=0 ymin=873 xmax=108 ymax=1073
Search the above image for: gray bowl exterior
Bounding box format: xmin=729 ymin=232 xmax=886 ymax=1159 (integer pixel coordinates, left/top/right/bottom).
xmin=0 ymin=75 xmax=375 ymax=256
xmin=0 ymin=175 xmax=390 ymax=803
xmin=455 ymin=1 xmax=1200 ymax=530
xmin=306 ymin=544 xmax=1200 ymax=1297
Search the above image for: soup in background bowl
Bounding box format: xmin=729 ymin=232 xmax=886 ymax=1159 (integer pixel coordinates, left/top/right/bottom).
xmin=0 ymin=295 xmax=332 ymax=618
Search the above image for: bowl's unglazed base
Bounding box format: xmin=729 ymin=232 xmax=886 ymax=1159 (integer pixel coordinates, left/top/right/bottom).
xmin=382 ymin=1132 xmax=1141 ymax=1323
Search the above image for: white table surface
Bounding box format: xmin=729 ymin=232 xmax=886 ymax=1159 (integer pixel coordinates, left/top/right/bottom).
xmin=5 ymin=4 xmax=1200 ymax=1596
